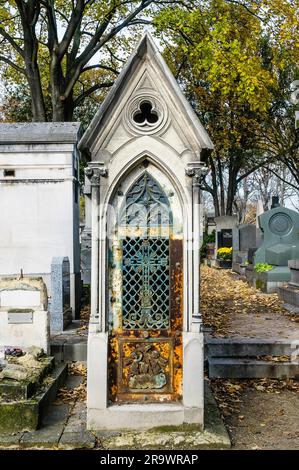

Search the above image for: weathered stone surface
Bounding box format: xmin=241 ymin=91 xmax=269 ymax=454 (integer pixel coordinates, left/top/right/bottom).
xmin=0 ymin=401 xmax=39 ymax=433
xmin=289 ymin=259 xmax=299 ymax=270
xmin=59 ymin=431 xmax=96 ymax=449
xmin=97 ymin=382 xmax=230 ymax=450
xmin=0 ymin=122 xmax=81 ymax=143
xmin=1 ymin=354 xmax=53 ymax=383
xmin=20 ymin=404 xmax=70 ymax=449
xmin=254 ymin=207 xmax=299 ymax=267
xmin=0 ymin=433 xmax=24 ymax=448
xmin=81 ymin=229 xmax=91 ymax=285
xmin=25 ymin=346 xmax=44 ymax=358
xmin=50 ymin=329 xmax=87 ymax=362
xmin=206 ymin=338 xmax=296 ymax=357
xmin=279 ymin=285 xmax=299 ymax=308
xmin=0 ymin=277 xmax=48 ymax=311
xmin=209 ymin=358 xmax=299 ymax=379
xmin=0 ymin=380 xmax=34 ymax=400
xmin=100 ymin=424 xmax=230 ymax=450
xmin=0 ymin=355 xmax=54 ymax=400
xmin=0 ymin=277 xmax=50 ymax=353
xmin=0 ymin=364 xmax=30 ymax=381
xmin=0 ymin=364 xmax=67 ymax=433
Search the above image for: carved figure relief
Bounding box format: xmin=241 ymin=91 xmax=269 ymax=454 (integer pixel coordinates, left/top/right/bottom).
xmin=122 ymin=343 xmax=170 ymax=390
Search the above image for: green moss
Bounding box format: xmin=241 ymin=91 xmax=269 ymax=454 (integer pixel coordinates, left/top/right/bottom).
xmin=148 ymin=423 xmax=202 ymax=433
xmin=7 ymin=308 xmax=34 ymax=313
xmin=0 ymin=400 xmax=39 ymax=433
xmin=256 ymin=279 xmax=266 ymax=291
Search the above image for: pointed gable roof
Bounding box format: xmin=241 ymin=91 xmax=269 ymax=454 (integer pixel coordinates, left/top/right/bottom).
xmin=79 ymin=31 xmax=213 ymax=154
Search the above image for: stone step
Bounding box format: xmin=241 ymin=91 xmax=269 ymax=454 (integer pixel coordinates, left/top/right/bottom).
xmin=50 ymin=340 xmax=87 ymax=363
xmin=205 ymin=338 xmax=298 ymax=358
xmin=278 ymin=285 xmax=299 ymax=309
xmin=208 ymin=358 xmax=299 ymax=379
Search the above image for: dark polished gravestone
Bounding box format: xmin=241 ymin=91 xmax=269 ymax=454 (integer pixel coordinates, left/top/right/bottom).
xmin=214 ymin=216 xmax=238 ymax=268
xmin=245 ymin=206 xmax=299 ymax=293
xmin=232 ymin=224 xmax=261 ymax=275
xmin=49 ymin=257 xmax=72 ymax=332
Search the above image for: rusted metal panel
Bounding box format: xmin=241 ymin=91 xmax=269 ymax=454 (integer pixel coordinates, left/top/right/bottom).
xmin=108 ymin=235 xmax=183 ymax=404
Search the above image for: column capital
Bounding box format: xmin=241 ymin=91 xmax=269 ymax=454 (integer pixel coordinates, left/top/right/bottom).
xmin=85 ymin=161 xmax=108 ymax=187
xmin=185 ymin=163 xmax=208 ymax=186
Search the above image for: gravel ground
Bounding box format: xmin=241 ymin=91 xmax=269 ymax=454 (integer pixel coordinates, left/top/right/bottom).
xmin=210 ymin=380 xmax=299 ymax=450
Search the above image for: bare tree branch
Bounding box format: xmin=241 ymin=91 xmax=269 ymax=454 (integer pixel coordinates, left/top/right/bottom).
xmin=73 ymin=81 xmax=114 ymax=106
xmin=0 ymin=55 xmax=26 ymax=74
xmin=81 ymin=63 xmax=119 ymax=75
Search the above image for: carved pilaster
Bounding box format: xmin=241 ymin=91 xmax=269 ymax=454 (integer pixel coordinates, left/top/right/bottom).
xmin=85 ymin=162 xmax=108 ymax=328
xmin=185 ymin=163 xmax=208 ymax=331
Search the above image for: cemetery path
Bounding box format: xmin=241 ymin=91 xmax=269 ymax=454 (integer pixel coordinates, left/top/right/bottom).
xmin=210 ymin=377 xmax=299 ymax=450
xmin=201 ymin=266 xmax=299 ymax=339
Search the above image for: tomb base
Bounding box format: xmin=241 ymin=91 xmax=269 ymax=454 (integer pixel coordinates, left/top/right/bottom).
xmin=232 ymin=250 xmax=249 ymax=276
xmin=204 ymin=258 xmax=217 ymax=268
xmin=232 ymin=262 xmax=246 ymax=276
xmin=87 ymin=404 xmax=203 ymax=431
xmin=245 ymin=266 xmax=291 ymax=293
xmin=87 ymin=329 xmax=204 ymax=431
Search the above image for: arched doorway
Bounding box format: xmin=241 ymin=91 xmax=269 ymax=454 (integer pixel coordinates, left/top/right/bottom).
xmin=107 ymin=161 xmax=183 ymax=404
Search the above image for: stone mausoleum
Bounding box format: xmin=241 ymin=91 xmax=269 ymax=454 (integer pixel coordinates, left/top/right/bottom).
xmin=0 ymin=123 xmax=81 ymax=317
xmin=79 ymin=33 xmax=213 ymax=430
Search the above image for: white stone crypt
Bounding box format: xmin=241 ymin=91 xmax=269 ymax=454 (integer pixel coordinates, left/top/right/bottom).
xmin=79 ymin=33 xmax=213 ymax=430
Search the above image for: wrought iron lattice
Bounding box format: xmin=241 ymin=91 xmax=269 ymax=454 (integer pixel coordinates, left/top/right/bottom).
xmin=122 ymin=237 xmax=170 ymax=330
xmin=119 ymin=172 xmax=172 ymax=227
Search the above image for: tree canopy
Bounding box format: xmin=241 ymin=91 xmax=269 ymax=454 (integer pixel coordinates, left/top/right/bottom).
xmin=154 ymin=0 xmax=299 ymax=215
xmin=0 ymin=0 xmax=298 ymax=215
xmin=0 ymin=0 xmax=159 ymax=121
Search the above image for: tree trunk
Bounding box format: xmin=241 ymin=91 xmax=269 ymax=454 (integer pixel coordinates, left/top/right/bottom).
xmin=17 ymin=0 xmax=47 ymax=122
xmin=26 ymin=65 xmax=47 ymax=121
xmin=209 ymin=155 xmax=220 ymax=216
xmin=216 ymin=154 xmax=225 ymax=215
xmin=50 ymin=53 xmax=66 ymax=121
xmin=226 ymin=167 xmax=237 ymax=215
xmin=23 ymin=36 xmax=46 ymax=120
xmin=63 ymin=93 xmax=75 ymax=122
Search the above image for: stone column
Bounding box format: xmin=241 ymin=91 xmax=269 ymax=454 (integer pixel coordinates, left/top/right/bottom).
xmin=81 ymin=174 xmax=92 ymax=285
xmin=85 ymin=162 xmax=108 ymax=329
xmin=185 ymin=163 xmax=207 ymax=332
xmin=183 ymin=163 xmax=207 ymax=425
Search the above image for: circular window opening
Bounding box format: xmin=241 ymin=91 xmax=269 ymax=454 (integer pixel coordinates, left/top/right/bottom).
xmin=133 ymin=100 xmax=159 ymax=126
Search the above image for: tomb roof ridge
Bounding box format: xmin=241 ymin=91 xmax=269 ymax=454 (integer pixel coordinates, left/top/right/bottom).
xmin=79 ymin=31 xmax=213 ymax=153
xmin=0 ymin=122 xmax=82 ymax=144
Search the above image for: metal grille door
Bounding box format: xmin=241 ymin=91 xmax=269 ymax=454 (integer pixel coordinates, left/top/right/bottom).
xmin=108 ymin=171 xmax=183 ymax=403
xmin=122 ymin=237 xmax=170 ymax=330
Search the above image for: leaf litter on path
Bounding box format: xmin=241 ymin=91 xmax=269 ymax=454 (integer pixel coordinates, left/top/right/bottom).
xmin=200 ymin=266 xmax=298 ymax=337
